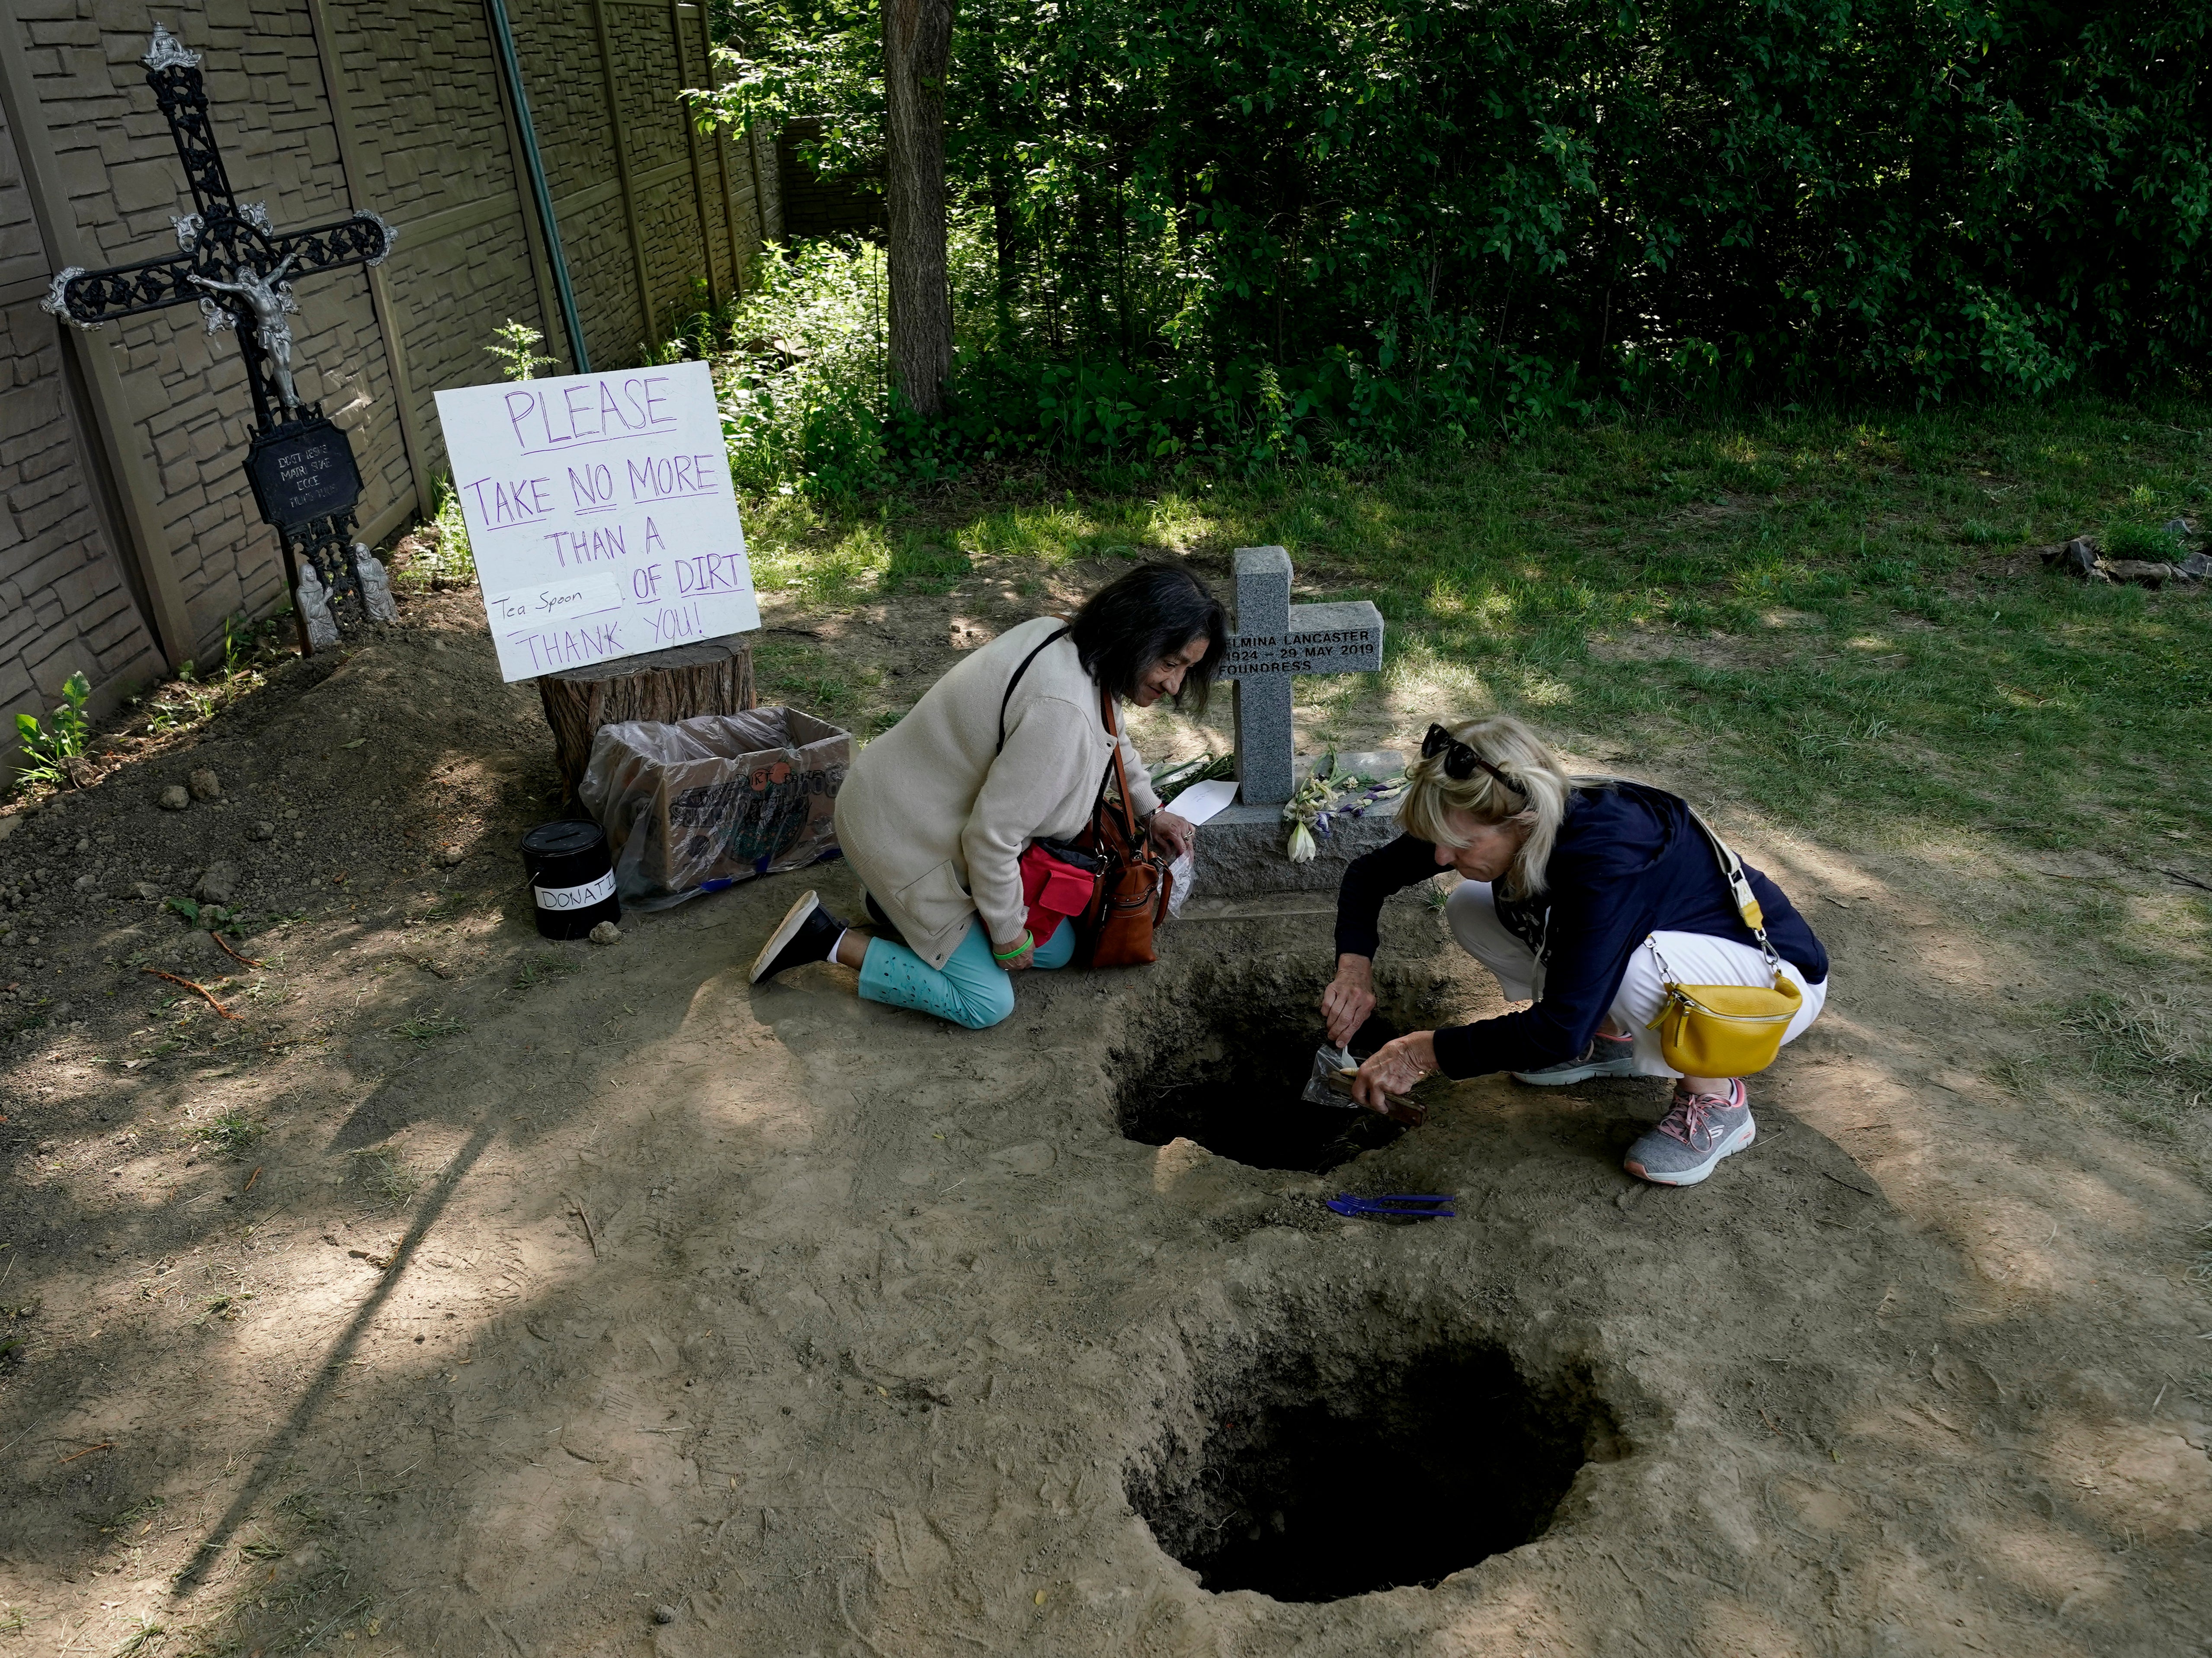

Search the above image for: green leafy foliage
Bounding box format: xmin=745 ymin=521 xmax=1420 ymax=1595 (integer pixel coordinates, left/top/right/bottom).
xmin=691 ymin=0 xmax=2211 ymax=478
xmin=486 ymin=318 xmax=556 ymax=382
xmin=165 ymin=897 xmax=244 ymax=936
xmin=13 ymin=670 xmax=90 ymax=790
xmin=394 ymin=475 xmax=479 ymax=593
xmin=710 ymin=238 xmax=892 ymax=495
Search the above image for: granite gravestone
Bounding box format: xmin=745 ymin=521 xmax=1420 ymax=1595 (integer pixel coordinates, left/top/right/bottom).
xmin=1223 ymin=545 xmax=1384 ymax=805
xmin=1190 ymin=546 xmax=1400 ymax=898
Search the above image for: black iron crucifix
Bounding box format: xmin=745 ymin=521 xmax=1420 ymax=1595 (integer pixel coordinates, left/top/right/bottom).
xmin=42 ymin=24 xmax=398 ymax=651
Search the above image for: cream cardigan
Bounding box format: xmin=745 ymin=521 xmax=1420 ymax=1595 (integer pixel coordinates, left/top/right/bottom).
xmin=832 ymin=615 xmax=1162 ymax=970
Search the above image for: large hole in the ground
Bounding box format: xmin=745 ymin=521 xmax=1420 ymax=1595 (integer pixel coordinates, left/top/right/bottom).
xmin=1128 ymin=1335 xmax=1619 ymax=1602
xmin=1113 ymin=959 xmax=1453 ymax=1172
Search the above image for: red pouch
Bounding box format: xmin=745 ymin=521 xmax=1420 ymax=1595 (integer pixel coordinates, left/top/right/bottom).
xmin=1020 ymin=842 xmax=1097 ymax=939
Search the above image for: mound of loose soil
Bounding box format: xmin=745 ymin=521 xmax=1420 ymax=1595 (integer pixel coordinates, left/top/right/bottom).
xmin=1 ymin=587 xmax=2207 ymax=1657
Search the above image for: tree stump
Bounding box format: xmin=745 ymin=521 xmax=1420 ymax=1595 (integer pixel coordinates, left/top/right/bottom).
xmin=536 ymin=634 xmax=757 ymax=795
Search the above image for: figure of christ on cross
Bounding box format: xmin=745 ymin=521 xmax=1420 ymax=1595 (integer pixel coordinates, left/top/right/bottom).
xmin=188 ymin=250 xmax=306 ymax=417
xmin=41 ymin=25 xmax=397 ymax=648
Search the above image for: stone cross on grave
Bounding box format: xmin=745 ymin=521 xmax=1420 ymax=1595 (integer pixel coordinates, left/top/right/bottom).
xmin=1222 ymin=546 xmax=1385 ymax=804
xmin=42 ymin=26 xmax=398 ymax=651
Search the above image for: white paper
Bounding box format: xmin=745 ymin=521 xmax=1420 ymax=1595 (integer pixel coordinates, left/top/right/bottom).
xmin=433 ymin=359 xmax=760 ymax=682
xmin=1167 ymin=778 xmax=1239 ymax=826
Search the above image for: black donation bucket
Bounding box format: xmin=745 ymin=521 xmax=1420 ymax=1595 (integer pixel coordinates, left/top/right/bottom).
xmin=520 ymin=819 xmax=620 ymax=940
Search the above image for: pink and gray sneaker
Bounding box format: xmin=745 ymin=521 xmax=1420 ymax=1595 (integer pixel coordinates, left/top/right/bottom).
xmin=1623 ymin=1078 xmax=1754 ymax=1186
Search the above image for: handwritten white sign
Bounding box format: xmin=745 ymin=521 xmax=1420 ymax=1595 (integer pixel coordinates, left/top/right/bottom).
xmin=432 ymin=359 xmax=759 ymax=682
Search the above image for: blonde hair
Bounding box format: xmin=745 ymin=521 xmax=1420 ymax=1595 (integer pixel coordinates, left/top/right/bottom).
xmin=1398 ymin=714 xmax=1589 ymax=898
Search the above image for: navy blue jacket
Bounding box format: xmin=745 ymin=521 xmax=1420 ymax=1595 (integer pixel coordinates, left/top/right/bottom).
xmin=1334 ymin=782 xmax=1828 ymax=1079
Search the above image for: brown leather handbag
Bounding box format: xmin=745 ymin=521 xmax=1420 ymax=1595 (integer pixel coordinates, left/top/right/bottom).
xmin=1078 ymin=686 xmax=1172 ymax=967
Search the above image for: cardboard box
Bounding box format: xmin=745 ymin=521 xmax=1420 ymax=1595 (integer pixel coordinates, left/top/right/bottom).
xmin=581 ymin=707 xmax=851 ymax=907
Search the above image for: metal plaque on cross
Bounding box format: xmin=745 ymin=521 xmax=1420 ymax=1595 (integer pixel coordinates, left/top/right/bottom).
xmin=42 ymin=25 xmax=398 ymax=653
xmin=1221 ymin=546 xmax=1385 ymax=805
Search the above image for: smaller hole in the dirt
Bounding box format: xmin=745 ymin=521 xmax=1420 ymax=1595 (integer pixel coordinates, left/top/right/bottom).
xmin=1115 ymin=965 xmax=1445 ymax=1172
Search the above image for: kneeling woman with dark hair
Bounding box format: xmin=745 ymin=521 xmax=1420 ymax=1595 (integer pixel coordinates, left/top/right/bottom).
xmin=748 ymin=562 xmax=1225 ymax=1028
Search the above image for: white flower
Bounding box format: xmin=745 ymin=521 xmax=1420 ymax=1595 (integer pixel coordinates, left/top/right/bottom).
xmin=1287 ymin=821 xmax=1318 ymax=863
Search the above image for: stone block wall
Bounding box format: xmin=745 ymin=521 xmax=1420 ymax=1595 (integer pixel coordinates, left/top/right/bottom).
xmin=0 ymin=86 xmax=165 ymax=732
xmin=511 ymin=0 xmax=776 ymax=373
xmin=0 ymin=0 xmax=782 ymax=771
xmin=779 ymin=117 xmax=882 ymax=240
xmin=20 ymin=0 xmax=404 ymax=671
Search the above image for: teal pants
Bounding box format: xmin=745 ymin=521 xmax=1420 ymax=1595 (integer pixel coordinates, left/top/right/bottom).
xmin=857 ymin=914 xmax=1075 ymax=1029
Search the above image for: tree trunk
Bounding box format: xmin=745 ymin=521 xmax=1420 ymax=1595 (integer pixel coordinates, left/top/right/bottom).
xmin=535 ymin=634 xmax=756 ymax=797
xmin=990 ymin=159 xmax=1016 ymax=347
xmin=883 ymin=0 xmax=956 ymax=416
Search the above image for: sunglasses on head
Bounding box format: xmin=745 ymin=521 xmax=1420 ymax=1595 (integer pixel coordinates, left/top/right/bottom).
xmin=1421 ymin=724 xmax=1529 ymax=797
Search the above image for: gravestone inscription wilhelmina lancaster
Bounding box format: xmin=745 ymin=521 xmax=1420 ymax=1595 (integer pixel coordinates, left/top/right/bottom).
xmin=1185 ymin=546 xmax=1393 ymax=898
xmin=42 ymin=26 xmax=398 ymax=651
xmin=1222 ymin=545 xmax=1385 ymax=805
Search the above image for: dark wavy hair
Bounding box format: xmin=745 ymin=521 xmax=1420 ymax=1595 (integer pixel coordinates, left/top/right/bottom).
xmin=1069 ymin=561 xmax=1228 ymax=714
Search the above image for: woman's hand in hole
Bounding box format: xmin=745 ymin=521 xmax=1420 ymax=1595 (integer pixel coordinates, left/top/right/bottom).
xmin=1321 ymin=955 xmax=1377 ymax=1048
xmin=1352 ymin=1031 xmax=1435 ymax=1123
xmin=1148 ymin=808 xmax=1196 ymax=860
xmin=993 ymin=931 xmax=1036 ymax=972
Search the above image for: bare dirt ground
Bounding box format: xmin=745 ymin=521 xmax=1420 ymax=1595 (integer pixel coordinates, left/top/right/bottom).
xmin=1 ymin=576 xmax=2208 ymax=1658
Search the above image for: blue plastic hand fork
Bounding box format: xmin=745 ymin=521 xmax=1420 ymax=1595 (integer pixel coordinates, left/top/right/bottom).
xmin=1325 ymin=1193 xmax=1457 ymax=1220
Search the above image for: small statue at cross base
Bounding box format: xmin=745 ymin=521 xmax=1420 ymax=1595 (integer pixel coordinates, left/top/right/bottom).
xmin=296 ymin=562 xmax=340 ymax=648
xmin=353 ymin=542 xmax=398 ymax=623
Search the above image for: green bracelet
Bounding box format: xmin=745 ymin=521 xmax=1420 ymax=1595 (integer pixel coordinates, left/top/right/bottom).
xmin=991 ymin=930 xmax=1033 ymax=963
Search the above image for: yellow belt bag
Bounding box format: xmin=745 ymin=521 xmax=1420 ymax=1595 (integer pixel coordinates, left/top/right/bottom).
xmin=1643 ymin=807 xmax=1802 ymax=1077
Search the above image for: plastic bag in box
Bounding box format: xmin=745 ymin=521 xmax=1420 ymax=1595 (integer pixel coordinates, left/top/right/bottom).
xmin=580 ymin=707 xmax=851 ymax=911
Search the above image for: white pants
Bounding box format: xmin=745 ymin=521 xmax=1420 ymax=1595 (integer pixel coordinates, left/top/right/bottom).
xmin=1446 ymin=880 xmax=1828 ymax=1079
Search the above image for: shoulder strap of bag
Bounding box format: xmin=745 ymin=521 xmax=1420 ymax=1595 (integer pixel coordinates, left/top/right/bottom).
xmin=1097 ymin=685 xmax=1145 ymax=846
xmin=995 ymin=621 xmax=1072 ymax=755
xmin=1678 ymin=798 xmax=1780 ymax=970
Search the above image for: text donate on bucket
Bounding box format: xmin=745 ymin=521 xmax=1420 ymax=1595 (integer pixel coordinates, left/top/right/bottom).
xmin=433 ymin=359 xmax=761 ymax=682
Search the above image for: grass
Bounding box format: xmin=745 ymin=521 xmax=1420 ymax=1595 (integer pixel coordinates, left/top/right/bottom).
xmin=2060 ymin=990 xmax=2212 ymax=1134
xmin=191 ymin=1111 xmax=266 ymax=1160
xmin=510 ymin=952 xmax=579 ymax=991
xmin=392 ymin=475 xmax=479 ymax=594
xmin=753 ymin=636 xmax=875 ymax=718
xmin=387 ymin=1011 xmax=467 ymax=1042
xmin=351 ymin=1145 xmax=420 ymax=1208
xmin=2100 ymin=520 xmax=2189 ymax=563
xmin=753 ymin=395 xmax=2212 ymax=847
xmin=745 ymin=391 xmax=2212 ymax=1146
xmin=195 ymin=1291 xmax=251 ymax=1325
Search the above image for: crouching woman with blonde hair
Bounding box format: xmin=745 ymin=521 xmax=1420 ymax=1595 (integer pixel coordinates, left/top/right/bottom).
xmin=1321 ymin=715 xmax=1830 ymax=1187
